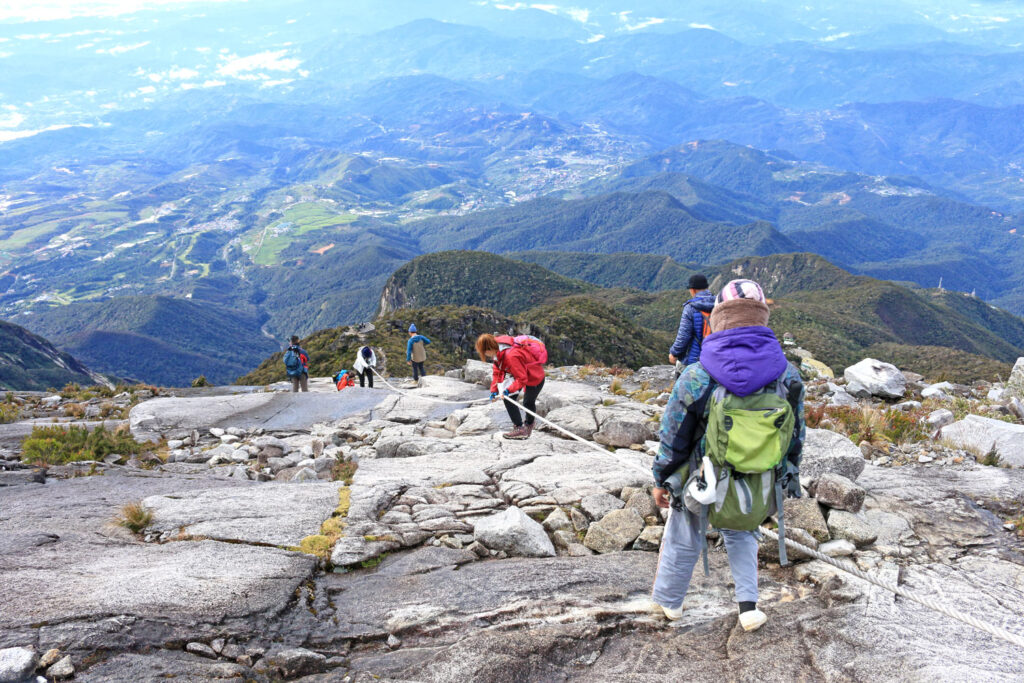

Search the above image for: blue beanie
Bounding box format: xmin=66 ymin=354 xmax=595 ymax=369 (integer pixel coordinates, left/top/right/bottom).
xmin=409 ymin=324 xmax=417 ymax=333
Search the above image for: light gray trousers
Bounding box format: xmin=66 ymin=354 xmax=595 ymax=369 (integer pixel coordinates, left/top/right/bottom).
xmin=652 ymin=506 xmax=760 ymax=609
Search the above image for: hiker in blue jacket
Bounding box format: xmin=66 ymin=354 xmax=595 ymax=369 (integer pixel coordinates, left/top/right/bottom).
xmin=406 ymin=324 xmax=432 ymax=381
xmin=651 ymin=279 xmax=805 ymax=632
xmin=669 ymin=274 xmax=716 ymax=369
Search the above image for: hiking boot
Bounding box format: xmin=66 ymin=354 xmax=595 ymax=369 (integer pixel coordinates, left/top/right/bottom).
xmin=658 ymin=603 xmax=683 ymax=621
xmin=738 ymin=609 xmax=767 ymax=632
xmin=503 ymin=425 xmax=529 ymax=440
xmin=523 ymin=423 xmax=535 ymax=438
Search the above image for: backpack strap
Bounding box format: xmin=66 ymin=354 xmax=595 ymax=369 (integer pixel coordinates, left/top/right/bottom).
xmin=700 ymin=504 xmax=710 ymax=577
xmin=774 ymin=475 xmax=788 ymax=566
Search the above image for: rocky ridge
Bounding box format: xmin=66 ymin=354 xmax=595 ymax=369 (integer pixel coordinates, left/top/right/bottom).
xmin=0 ymin=357 xmax=1023 ymax=680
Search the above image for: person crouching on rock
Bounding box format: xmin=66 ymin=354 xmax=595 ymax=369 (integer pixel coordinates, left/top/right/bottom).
xmin=650 ymin=279 xmax=805 ymax=632
xmin=334 ymin=369 xmax=355 ymax=391
xmin=476 ymin=333 xmax=547 ymax=440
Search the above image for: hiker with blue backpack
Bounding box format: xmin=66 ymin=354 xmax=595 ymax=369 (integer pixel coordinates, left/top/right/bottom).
xmin=406 ymin=324 xmax=432 ymax=381
xmin=475 ymin=333 xmax=548 ymax=440
xmin=283 ymin=336 xmax=310 ymax=392
xmin=669 ymin=274 xmax=716 ymax=373
xmin=651 ymin=279 xmax=805 ymax=632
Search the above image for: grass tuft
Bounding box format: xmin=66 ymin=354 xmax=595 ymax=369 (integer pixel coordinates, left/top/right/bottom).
xmin=116 ymin=501 xmax=152 ymax=534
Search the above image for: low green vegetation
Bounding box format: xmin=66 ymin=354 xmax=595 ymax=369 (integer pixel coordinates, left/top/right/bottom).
xmin=21 ymin=424 xmax=145 ymax=465
xmin=249 ymin=203 xmax=358 ymax=266
xmin=383 ymin=251 xmax=592 ymax=315
xmin=805 ymin=404 xmax=927 ymax=445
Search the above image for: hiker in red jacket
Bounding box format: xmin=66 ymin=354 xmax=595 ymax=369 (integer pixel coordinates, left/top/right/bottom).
xmin=476 ymin=333 xmax=547 ymax=440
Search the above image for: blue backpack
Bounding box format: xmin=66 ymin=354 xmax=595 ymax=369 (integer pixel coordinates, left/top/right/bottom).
xmin=284 ymin=349 xmax=302 ymax=377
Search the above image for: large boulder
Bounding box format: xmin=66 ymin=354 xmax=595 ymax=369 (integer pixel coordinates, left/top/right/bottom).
xmin=540 ymin=405 xmax=598 ymax=439
xmin=1006 ymin=357 xmax=1024 ymax=398
xmin=583 ymin=508 xmax=645 ymax=554
xmin=939 ymin=415 xmax=1024 ymax=467
xmin=473 ymin=507 xmax=555 ymax=558
xmin=843 ymin=359 xmax=906 ymax=399
xmin=463 ymin=359 xmax=492 ymax=387
xmin=801 ymin=429 xmax=866 ymax=482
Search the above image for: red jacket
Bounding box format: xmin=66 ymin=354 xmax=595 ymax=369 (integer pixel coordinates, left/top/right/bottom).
xmin=490 ymin=336 xmax=545 ymax=394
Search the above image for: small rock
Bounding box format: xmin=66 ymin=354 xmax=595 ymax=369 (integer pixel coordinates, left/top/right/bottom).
xmin=438 ymin=535 xmax=463 ymax=549
xmin=209 ymin=428 xmax=225 ymax=437
xmin=567 ymin=543 xmax=594 ymax=556
xmin=38 ymin=649 xmax=62 ymax=669
xmin=583 ymin=508 xmax=645 ymax=553
xmin=258 ymin=647 xmax=327 ymax=678
xmin=827 ymin=510 xmax=879 ymax=547
xmin=783 ymin=498 xmax=830 ymax=543
xmin=167 ymin=439 xmax=184 ymax=450
xmin=542 ymin=508 xmax=573 ymax=533
xmin=186 ymin=642 xmax=218 ymax=659
xmin=809 ymin=473 xmax=866 ymax=513
xmin=552 ymin=529 xmax=577 ymax=549
xmin=211 ymin=638 xmax=225 ymax=655
xmin=0 ymin=647 xmax=36 ymax=683
xmin=632 ymin=525 xmax=664 ymax=551
xmin=918 ymin=455 xmax=934 ymax=464
xmin=290 ymin=467 xmax=318 ymax=482
xmin=926 ymin=408 xmax=954 ymax=429
xmin=569 ymin=507 xmax=589 ymax=532
xmin=580 ymin=492 xmax=624 ymax=521
xmin=473 ymin=507 xmax=555 ymax=558
xmin=626 ymin=491 xmax=657 ymax=519
xmin=220 ymin=434 xmax=240 ymax=445
xmin=921 ymin=382 xmax=953 ymax=400
xmin=386 ymin=635 xmax=401 ymax=650
xmin=46 ymin=655 xmax=75 ymax=680
xmin=819 ymin=539 xmax=856 ymax=557
xmin=466 ymin=541 xmax=490 ymax=557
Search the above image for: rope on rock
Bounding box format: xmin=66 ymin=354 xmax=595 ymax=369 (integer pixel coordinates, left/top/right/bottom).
xmin=759 ymin=527 xmax=1024 ymax=650
xmin=369 ymin=368 xmax=491 ymax=406
xmin=370 ymin=368 xmax=1024 ymax=650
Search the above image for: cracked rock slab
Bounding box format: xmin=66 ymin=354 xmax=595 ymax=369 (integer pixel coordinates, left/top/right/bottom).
xmin=143 ymin=482 xmax=347 ymax=547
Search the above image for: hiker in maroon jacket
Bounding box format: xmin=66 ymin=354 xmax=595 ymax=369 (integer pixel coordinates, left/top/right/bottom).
xmin=475 ymin=333 xmax=547 ymax=440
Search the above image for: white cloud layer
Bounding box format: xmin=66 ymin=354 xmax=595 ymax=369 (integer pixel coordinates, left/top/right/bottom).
xmin=217 ymin=50 xmax=302 ymax=78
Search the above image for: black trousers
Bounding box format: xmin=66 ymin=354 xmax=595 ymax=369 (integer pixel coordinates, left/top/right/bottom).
xmin=504 ymin=378 xmax=545 ymax=427
xmin=359 ymin=368 xmax=373 ymax=387
xmin=411 ymin=361 xmax=425 ymax=380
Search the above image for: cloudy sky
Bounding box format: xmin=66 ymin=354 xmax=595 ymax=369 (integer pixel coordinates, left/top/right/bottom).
xmin=0 ymin=0 xmax=243 ymax=22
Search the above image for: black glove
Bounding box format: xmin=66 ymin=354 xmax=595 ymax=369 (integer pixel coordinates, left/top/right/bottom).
xmin=780 ymin=471 xmax=802 ymax=498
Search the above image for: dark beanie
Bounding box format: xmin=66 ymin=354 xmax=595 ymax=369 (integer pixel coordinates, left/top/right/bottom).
xmin=688 ymin=273 xmax=709 ymax=290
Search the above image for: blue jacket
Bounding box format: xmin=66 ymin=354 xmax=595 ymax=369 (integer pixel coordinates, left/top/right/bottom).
xmin=406 ymin=334 xmax=432 ymax=361
xmin=669 ymin=290 xmax=715 ymax=364
xmin=653 ymin=328 xmax=805 ymax=494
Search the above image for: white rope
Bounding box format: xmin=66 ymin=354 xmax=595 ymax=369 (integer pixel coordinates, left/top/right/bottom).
xmin=370 ymin=367 xmax=1024 ymax=650
xmin=369 ymin=368 xmax=491 ymax=406
xmin=372 ymin=368 xmax=647 ymax=475
xmin=760 ymin=527 xmax=1024 ymax=649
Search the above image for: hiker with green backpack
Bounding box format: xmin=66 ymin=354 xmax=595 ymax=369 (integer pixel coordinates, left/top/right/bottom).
xmin=651 ymin=279 xmax=805 ymax=632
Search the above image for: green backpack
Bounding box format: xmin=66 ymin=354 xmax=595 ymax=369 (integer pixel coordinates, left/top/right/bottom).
xmin=696 ymin=375 xmax=795 ymax=566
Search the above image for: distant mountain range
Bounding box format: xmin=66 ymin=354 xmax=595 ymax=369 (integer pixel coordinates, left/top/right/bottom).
xmin=0 ymin=319 xmax=105 ymax=391
xmin=3 ymin=2 xmax=1024 ymax=386
xmin=260 ymin=250 xmax=1021 ymax=385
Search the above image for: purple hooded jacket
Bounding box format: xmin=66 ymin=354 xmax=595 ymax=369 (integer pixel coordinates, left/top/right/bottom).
xmin=698 ymin=325 xmax=788 ymax=396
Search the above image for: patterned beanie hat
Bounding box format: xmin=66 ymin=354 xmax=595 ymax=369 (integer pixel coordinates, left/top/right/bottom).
xmin=716 ymin=279 xmax=766 ymax=305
